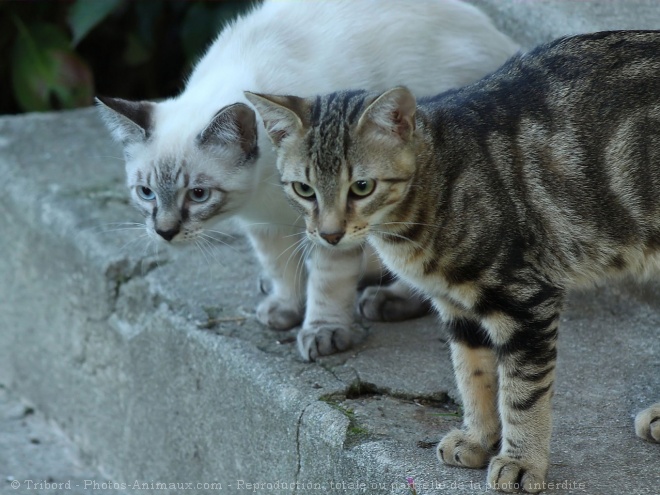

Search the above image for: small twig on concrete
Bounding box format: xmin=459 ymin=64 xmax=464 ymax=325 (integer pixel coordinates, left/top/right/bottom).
xmin=198 ymin=316 xmax=247 ymax=329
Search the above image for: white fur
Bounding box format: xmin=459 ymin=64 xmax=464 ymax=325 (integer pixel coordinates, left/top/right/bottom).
xmin=103 ymin=0 xmax=518 ymax=359
xmin=150 ymin=0 xmax=518 ymax=220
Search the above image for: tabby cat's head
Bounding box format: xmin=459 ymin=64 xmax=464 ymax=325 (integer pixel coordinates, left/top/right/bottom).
xmin=245 ymin=87 xmax=418 ymax=250
xmin=96 ymin=97 xmax=258 ymax=243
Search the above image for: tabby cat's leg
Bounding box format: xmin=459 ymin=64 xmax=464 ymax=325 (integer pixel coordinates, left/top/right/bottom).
xmin=298 ymin=246 xmax=364 ymax=361
xmin=246 ymin=227 xmax=306 ymax=330
xmin=438 ymin=318 xmax=501 ymax=469
xmin=485 ymin=296 xmax=561 ymax=494
xmin=358 ymin=279 xmax=432 ymax=321
xmin=635 ymin=403 xmax=660 ymax=442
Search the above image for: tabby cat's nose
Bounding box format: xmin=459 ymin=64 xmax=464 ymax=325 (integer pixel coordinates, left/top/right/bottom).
xmin=156 ymin=227 xmax=180 ymax=242
xmin=320 ymin=231 xmax=344 ymax=245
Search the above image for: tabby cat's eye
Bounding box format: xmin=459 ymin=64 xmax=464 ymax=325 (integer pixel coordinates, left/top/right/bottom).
xmin=350 ymin=179 xmax=376 ymax=197
xmin=137 ymin=186 xmax=156 ymax=201
xmin=188 ymin=188 xmax=210 ymax=203
xmin=292 ymin=182 xmax=315 ymax=199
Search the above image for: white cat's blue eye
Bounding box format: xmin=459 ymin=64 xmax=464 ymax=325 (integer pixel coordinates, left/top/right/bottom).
xmin=187 ymin=187 xmax=210 ymax=203
xmin=349 ymin=179 xmax=376 ymax=197
xmin=292 ymin=182 xmax=315 ymax=199
xmin=137 ymin=186 xmax=156 ymax=201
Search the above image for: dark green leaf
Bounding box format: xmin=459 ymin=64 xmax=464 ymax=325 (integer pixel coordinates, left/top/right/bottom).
xmin=12 ymin=21 xmax=93 ymax=112
xmin=68 ymin=0 xmax=123 ymax=46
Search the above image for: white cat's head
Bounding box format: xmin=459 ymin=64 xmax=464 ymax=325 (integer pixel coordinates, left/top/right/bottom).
xmin=245 ymin=87 xmax=418 ymax=251
xmin=96 ymin=96 xmax=259 ymax=243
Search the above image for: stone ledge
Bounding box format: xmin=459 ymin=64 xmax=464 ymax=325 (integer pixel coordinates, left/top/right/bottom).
xmin=2 ymin=2 xmax=660 ymax=493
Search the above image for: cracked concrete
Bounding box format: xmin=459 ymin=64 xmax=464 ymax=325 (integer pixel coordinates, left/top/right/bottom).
xmin=1 ymin=2 xmax=659 ymax=494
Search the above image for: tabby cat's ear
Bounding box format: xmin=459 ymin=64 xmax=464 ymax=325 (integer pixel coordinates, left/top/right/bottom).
xmin=197 ymin=103 xmax=257 ymax=155
xmin=357 ymin=86 xmax=417 ymax=143
xmin=244 ymin=91 xmax=308 ymax=147
xmin=95 ymin=96 xmax=154 ymax=145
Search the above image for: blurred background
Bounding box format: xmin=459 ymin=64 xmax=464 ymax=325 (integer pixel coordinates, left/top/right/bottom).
xmin=0 ymin=0 xmax=256 ymax=115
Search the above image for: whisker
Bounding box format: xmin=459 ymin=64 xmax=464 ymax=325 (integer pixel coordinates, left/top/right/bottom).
xmin=118 ymin=232 xmax=150 ymax=253
xmin=370 ymin=229 xmax=432 ymax=256
xmin=283 ymin=230 xmax=307 ymax=239
xmin=79 ymin=222 xmax=146 ymax=236
xmin=97 ymin=154 xmax=126 ymax=163
xmin=295 ymin=241 xmax=313 ymax=296
xmin=194 ymin=239 xmax=212 ymax=267
xmin=199 ymin=232 xmax=239 ymax=253
xmin=202 ymin=236 xmax=225 ymax=267
xmin=277 ymin=236 xmax=307 ymax=262
xmin=374 ymin=221 xmax=442 ymax=229
xmin=198 ymin=236 xmax=229 ymax=266
xmin=201 ymin=229 xmax=236 ymax=239
xmin=240 ymin=221 xmax=304 ymax=230
xmin=281 ymin=237 xmax=310 ymax=296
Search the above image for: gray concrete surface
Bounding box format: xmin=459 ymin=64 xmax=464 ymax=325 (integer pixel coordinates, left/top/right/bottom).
xmin=1 ymin=2 xmax=659 ymax=494
xmin=0 ymin=385 xmax=113 ymax=495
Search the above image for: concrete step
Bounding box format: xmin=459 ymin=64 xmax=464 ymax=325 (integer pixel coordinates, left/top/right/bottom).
xmin=1 ymin=3 xmax=659 ymax=494
xmin=0 ymin=384 xmax=113 ymax=495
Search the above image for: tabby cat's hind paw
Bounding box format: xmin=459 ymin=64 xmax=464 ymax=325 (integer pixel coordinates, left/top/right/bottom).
xmin=358 ymin=285 xmax=431 ymax=322
xmin=487 ymin=456 xmax=547 ymax=493
xmin=297 ymin=325 xmax=362 ymax=361
xmin=256 ymin=295 xmax=303 ymax=330
xmin=437 ymin=429 xmax=492 ymax=469
xmin=635 ymin=403 xmax=660 ymax=442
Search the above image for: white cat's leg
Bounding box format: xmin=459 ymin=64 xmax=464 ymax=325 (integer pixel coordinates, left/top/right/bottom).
xmin=298 ymin=246 xmax=364 ymax=361
xmin=635 ymin=403 xmax=660 ymax=442
xmin=358 ymin=279 xmax=431 ymax=321
xmin=438 ymin=319 xmax=501 ymax=469
xmin=246 ymin=227 xmax=306 ymax=330
xmin=357 ymin=243 xmax=431 ymax=321
xmin=356 ymin=242 xmax=392 ymax=287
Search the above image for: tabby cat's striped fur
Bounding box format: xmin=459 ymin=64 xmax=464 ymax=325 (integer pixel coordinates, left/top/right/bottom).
xmin=247 ymin=31 xmax=660 ymax=493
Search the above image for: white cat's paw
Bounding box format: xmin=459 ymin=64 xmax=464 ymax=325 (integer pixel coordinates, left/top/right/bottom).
xmin=256 ymin=295 xmax=303 ymax=331
xmin=437 ymin=429 xmax=492 ymax=469
xmin=635 ymin=403 xmax=660 ymax=443
xmin=487 ymin=456 xmax=547 ymax=493
xmin=358 ymin=286 xmax=430 ymax=322
xmin=257 ymin=274 xmax=272 ymax=295
xmin=297 ymin=325 xmax=358 ymax=361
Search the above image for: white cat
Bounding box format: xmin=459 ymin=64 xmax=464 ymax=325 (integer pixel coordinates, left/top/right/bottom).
xmin=96 ymin=0 xmax=518 ymax=361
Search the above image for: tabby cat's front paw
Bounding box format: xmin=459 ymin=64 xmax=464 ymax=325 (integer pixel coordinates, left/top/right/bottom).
xmin=487 ymin=456 xmax=547 ymax=493
xmin=297 ymin=325 xmax=357 ymax=361
xmin=256 ymin=295 xmax=303 ymax=330
xmin=358 ymin=285 xmax=430 ymax=322
xmin=635 ymin=403 xmax=660 ymax=442
xmin=437 ymin=429 xmax=492 ymax=469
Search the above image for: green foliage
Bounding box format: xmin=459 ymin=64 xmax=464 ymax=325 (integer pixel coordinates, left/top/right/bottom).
xmin=68 ymin=0 xmax=122 ymax=47
xmin=1 ymin=0 xmax=256 ymax=115
xmin=11 ymin=19 xmax=93 ymax=111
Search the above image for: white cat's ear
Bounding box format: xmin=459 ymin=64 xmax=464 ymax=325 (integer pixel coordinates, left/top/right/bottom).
xmin=197 ymin=103 xmax=258 ymax=155
xmin=357 ymin=86 xmax=417 ymax=143
xmin=95 ymin=96 xmax=153 ymax=145
xmin=244 ymin=91 xmax=307 ymax=147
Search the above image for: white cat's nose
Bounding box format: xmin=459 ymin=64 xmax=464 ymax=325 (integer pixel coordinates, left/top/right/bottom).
xmin=156 ymin=227 xmax=180 ymax=242
xmin=320 ymin=231 xmax=344 ymax=246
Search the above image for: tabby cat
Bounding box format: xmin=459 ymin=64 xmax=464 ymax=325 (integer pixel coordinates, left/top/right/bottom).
xmin=96 ymin=0 xmax=518 ymax=361
xmin=246 ymin=30 xmax=660 ymax=492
